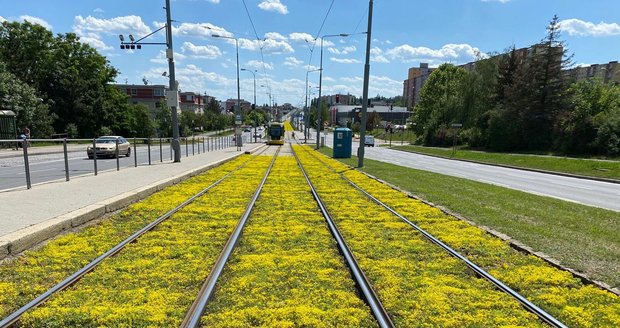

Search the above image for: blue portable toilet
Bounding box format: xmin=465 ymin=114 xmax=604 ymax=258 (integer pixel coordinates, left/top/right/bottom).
xmin=333 ymin=127 xmax=352 ymax=158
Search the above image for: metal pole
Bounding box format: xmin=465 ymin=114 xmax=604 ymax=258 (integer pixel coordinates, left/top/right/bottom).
xmin=357 ymin=0 xmax=373 ymax=168
xmin=63 ymin=138 xmax=69 ymax=182
xmin=235 ymin=39 xmax=242 ymax=149
xmin=166 ymin=0 xmax=181 ymax=162
xmin=115 ymin=138 xmax=120 ymax=171
xmin=185 ymin=137 xmax=188 ymax=157
xmin=92 ymin=138 xmax=98 ymax=176
xmin=21 ymin=139 xmax=31 ymax=189
xmin=305 ymin=73 xmax=309 ymax=143
xmin=134 ymin=138 xmax=138 ymax=167
xmin=192 ymin=136 xmax=195 ymax=155
xmin=148 ymin=138 xmax=152 ymax=165
xmin=316 ymin=38 xmax=324 ymax=150
xmin=159 ymin=138 xmax=163 ymax=162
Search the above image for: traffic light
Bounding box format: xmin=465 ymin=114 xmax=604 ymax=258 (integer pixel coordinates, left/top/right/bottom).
xmin=251 ymin=104 xmax=256 ymax=110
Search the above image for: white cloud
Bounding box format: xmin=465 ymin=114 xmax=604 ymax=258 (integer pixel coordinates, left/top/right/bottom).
xmin=246 ymin=60 xmax=273 ymax=70
xmin=150 ymin=50 xmax=186 ymax=64
xmin=237 ymin=38 xmax=294 ymax=54
xmin=79 ymin=33 xmax=114 ymax=51
xmin=171 ymin=22 xmax=233 ymax=38
xmin=559 ymin=18 xmax=620 ymax=37
xmin=386 ymin=43 xmax=482 ymax=64
xmin=370 ymin=47 xmax=390 ymax=63
xmin=265 ymin=32 xmax=287 ymax=41
xmin=181 ymin=42 xmax=222 ymax=59
xmin=284 ymin=56 xmax=304 ymax=68
xmin=19 ymin=15 xmax=52 ymax=30
xmin=74 ymin=15 xmax=151 ymax=37
xmin=206 ymin=0 xmax=220 ymax=3
xmin=0 ymin=16 xmax=6 ymax=22
xmin=93 ymin=8 xmax=104 ymax=14
xmin=328 ymin=45 xmax=357 ymax=55
xmin=330 ymin=58 xmax=361 ymax=64
xmin=289 ymin=32 xmax=314 ymax=42
xmin=481 ymin=0 xmax=511 ymax=3
xmin=258 ymin=0 xmax=289 ymax=15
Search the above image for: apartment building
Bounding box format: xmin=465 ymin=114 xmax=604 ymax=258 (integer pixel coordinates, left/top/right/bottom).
xmin=402 ymin=63 xmax=434 ymax=110
xmin=116 ymin=84 xmax=168 ymax=117
xmin=566 ymin=61 xmax=620 ymax=84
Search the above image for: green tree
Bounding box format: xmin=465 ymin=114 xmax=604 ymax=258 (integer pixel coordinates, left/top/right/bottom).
xmin=414 ymin=63 xmax=468 ymax=146
xmin=155 ymin=100 xmax=172 ymax=137
xmin=0 ymin=61 xmax=54 ymax=138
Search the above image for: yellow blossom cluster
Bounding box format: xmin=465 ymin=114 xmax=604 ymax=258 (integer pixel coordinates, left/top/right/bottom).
xmin=200 ymin=156 xmax=376 ymax=327
xmin=294 ymin=145 xmax=620 ymax=327
xmin=0 ymin=155 xmax=267 ymax=326
xmin=283 ymin=121 xmax=294 ymax=132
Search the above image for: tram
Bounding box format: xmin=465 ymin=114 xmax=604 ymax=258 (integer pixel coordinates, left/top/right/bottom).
xmin=267 ymin=122 xmax=285 ymax=145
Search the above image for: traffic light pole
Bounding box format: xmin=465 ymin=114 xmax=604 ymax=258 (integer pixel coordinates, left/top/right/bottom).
xmin=165 ymin=0 xmax=181 ymax=162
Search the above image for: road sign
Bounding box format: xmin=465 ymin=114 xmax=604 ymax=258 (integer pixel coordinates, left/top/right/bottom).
xmin=451 ymin=123 xmax=463 ymax=128
xmin=235 ymin=114 xmax=242 ymax=125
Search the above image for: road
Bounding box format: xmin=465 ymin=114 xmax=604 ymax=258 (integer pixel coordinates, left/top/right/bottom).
xmin=0 ymin=133 xmax=258 ymax=191
xmin=319 ymin=131 xmax=620 ymax=212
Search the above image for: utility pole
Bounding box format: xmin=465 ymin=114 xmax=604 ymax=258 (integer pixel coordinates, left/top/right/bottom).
xmin=165 ymin=0 xmax=181 ymax=162
xmin=357 ymin=0 xmax=373 ymax=167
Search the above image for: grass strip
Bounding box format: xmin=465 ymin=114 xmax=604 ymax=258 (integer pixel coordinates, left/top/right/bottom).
xmin=392 ymin=145 xmax=620 ymax=180
xmin=0 ymin=155 xmax=262 ymax=325
xmin=201 ymin=156 xmax=376 ymax=327
xmin=313 ymin=146 xmax=620 ymax=327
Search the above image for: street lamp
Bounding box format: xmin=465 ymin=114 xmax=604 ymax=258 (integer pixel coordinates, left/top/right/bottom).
xmin=305 ymin=68 xmax=321 ymax=143
xmin=211 ymin=33 xmax=241 ymax=148
xmin=317 ymin=33 xmax=350 ymax=150
xmin=357 ymin=0 xmax=374 ymax=168
xmin=241 ymin=68 xmax=257 ymax=142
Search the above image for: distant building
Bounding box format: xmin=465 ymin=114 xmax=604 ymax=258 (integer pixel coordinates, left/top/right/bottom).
xmin=179 ymin=92 xmax=215 ymax=115
xmin=402 ymin=63 xmax=434 ymax=110
xmin=565 ymin=61 xmax=620 ymax=84
xmin=329 ymin=104 xmax=411 ymax=127
xmin=115 ymin=84 xmax=170 ymax=118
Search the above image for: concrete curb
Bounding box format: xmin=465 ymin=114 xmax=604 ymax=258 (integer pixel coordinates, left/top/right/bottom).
xmin=392 ymin=147 xmax=620 ymax=185
xmin=0 ymin=147 xmax=263 ymax=261
xmin=353 ymin=168 xmax=620 ymax=296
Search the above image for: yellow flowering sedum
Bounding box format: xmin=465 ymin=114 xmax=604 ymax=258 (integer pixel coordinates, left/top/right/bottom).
xmin=201 ymin=156 xmax=376 ymax=327
xmin=294 ymin=145 xmax=620 ymax=327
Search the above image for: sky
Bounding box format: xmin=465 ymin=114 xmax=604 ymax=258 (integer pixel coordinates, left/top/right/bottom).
xmin=1 ymin=0 xmax=619 ymax=107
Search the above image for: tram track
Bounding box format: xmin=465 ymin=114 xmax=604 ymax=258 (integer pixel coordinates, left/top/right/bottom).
xmin=0 ymin=147 xmax=274 ymax=327
xmin=292 ymin=143 xmax=568 ymax=327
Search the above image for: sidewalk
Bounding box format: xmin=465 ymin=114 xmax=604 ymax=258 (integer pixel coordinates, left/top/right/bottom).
xmin=0 ymin=142 xmax=264 ymax=260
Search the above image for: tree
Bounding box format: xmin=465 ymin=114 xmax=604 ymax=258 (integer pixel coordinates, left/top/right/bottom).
xmin=155 ymin=100 xmax=172 ymax=137
xmin=0 ymin=61 xmax=54 ymax=138
xmin=414 ymin=63 xmax=468 ymax=146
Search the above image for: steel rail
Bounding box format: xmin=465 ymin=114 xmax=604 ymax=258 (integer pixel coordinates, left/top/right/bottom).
xmin=290 ymin=145 xmax=395 ymax=328
xmin=0 ymin=148 xmax=268 ymax=328
xmin=180 ymin=146 xmax=281 ymax=328
xmin=297 ymin=144 xmax=567 ymax=328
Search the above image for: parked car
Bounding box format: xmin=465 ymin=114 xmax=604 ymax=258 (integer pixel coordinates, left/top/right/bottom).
xmin=253 ymin=133 xmax=262 ymax=139
xmin=87 ymin=136 xmax=131 ymax=159
xmin=364 ymin=135 xmax=375 ymax=147
xmin=243 ymin=128 xmax=251 ymax=132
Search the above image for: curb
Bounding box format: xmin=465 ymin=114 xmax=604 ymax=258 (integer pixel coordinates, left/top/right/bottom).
xmin=0 ymin=147 xmax=263 ymax=261
xmin=351 ymin=167 xmax=620 ymax=297
xmin=392 ymin=147 xmax=620 ymax=185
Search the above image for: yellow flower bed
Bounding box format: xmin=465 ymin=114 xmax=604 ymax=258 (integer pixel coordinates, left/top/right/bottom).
xmin=0 ymin=155 xmax=266 ymax=326
xmin=295 ymin=145 xmax=620 ymax=327
xmin=201 ymin=156 xmax=376 ymax=327
xmin=283 ymin=120 xmax=293 ymax=132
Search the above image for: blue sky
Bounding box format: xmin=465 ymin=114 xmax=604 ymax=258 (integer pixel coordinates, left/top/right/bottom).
xmin=1 ymin=0 xmax=619 ymax=107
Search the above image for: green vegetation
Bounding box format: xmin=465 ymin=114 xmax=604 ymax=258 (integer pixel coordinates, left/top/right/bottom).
xmin=412 ymin=15 xmax=620 ymax=157
xmin=393 ymin=145 xmax=620 ymax=180
xmin=320 ymin=148 xmax=620 ymax=289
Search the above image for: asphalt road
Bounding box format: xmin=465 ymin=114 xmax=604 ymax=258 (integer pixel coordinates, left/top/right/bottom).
xmin=321 ymin=132 xmax=620 ymax=212
xmin=0 ymin=133 xmax=258 ymax=191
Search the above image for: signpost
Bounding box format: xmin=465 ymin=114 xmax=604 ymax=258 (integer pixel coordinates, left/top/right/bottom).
xmin=451 ymin=123 xmax=462 ymax=157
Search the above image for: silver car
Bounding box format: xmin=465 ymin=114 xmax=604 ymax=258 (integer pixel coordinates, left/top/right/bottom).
xmin=87 ymin=136 xmax=131 ymax=159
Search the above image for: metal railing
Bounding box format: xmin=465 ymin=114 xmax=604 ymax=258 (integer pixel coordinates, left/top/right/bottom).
xmin=0 ymin=133 xmax=252 ymax=191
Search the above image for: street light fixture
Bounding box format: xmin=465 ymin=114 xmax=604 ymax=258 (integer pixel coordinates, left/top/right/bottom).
xmin=317 ymin=33 xmax=351 ymax=150
xmin=210 ymin=33 xmax=242 ymax=149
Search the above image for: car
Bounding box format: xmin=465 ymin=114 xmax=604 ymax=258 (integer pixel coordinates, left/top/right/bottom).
xmin=243 ymin=128 xmax=251 ymax=132
xmin=87 ymin=136 xmax=131 ymax=159
xmin=253 ymin=133 xmax=262 ymax=139
xmin=364 ymin=135 xmax=375 ymax=147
